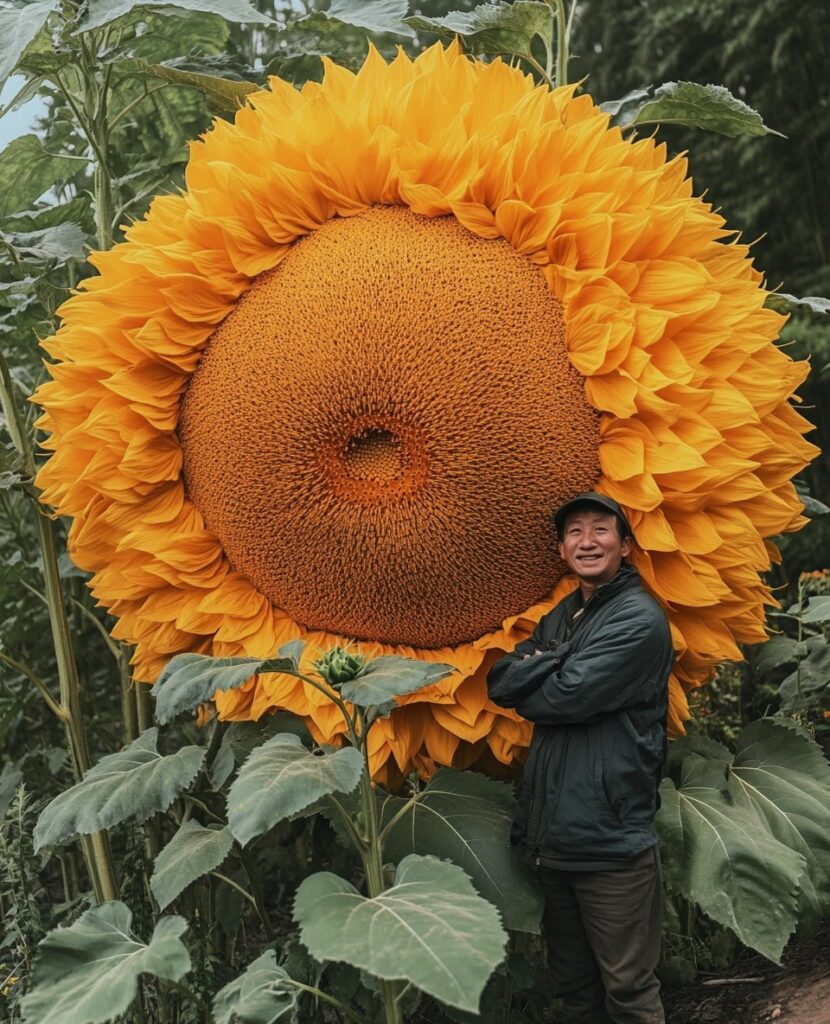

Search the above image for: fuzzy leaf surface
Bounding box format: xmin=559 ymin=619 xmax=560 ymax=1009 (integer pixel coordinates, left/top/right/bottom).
xmin=79 ymin=0 xmax=272 ymax=33
xmin=0 ymin=222 xmax=87 ymax=263
xmin=126 ymin=57 xmax=259 ymax=111
xmin=407 ymin=1 xmax=552 ymax=58
xmin=34 ymin=728 xmax=205 ymax=849
xmin=151 ymin=821 xmax=233 ymax=910
xmin=0 ymin=135 xmax=80 ymax=218
xmin=381 ymin=768 xmax=543 ymax=932
xmin=657 ymin=748 xmax=803 ymax=961
xmin=301 ymin=0 xmax=412 ymax=37
xmin=294 ymin=854 xmax=507 ymax=1012
xmin=0 ymin=0 xmax=58 ymax=90
xmin=339 ymin=655 xmax=453 ymax=706
xmin=152 ymin=640 xmax=304 ymax=723
xmin=765 ymin=293 xmax=830 ymax=317
xmin=728 ymin=718 xmax=830 ymax=931
xmin=622 ymin=81 xmax=781 ymax=137
xmin=19 ymin=901 xmax=189 ymax=1024
xmin=228 ymin=733 xmax=363 ymax=846
xmin=213 ymin=950 xmax=298 ymax=1024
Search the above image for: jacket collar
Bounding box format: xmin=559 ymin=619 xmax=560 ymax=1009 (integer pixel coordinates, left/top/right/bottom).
xmin=572 ymin=562 xmax=639 ymax=611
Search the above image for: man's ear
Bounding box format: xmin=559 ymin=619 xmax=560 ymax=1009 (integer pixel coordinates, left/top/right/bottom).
xmin=558 ymin=541 xmax=565 ymax=560
xmin=621 ymin=536 xmax=632 ymax=558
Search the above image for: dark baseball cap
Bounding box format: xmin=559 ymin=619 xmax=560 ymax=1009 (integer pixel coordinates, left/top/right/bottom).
xmin=553 ymin=491 xmax=633 ymax=539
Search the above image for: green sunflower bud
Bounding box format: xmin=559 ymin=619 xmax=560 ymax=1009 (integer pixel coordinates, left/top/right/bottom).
xmin=314 ymin=647 xmax=367 ymax=687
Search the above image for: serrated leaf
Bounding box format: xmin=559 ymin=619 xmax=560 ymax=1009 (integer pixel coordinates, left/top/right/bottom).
xmin=34 ymin=728 xmax=205 ymax=850
xmin=126 ymin=57 xmax=259 ymax=112
xmin=0 ymin=0 xmax=58 ymax=90
xmin=622 ymin=81 xmax=781 ymax=138
xmin=802 ymin=596 xmax=830 ymax=624
xmin=78 ymin=0 xmax=273 ymax=33
xmin=228 ymin=733 xmax=363 ymax=846
xmin=294 ymin=855 xmax=507 ymax=1012
xmin=779 ymin=642 xmax=830 ymax=706
xmin=213 ymin=950 xmax=298 ymax=1024
xmin=0 ymin=222 xmax=87 ymax=263
xmin=406 ymin=1 xmax=552 ymax=59
xmin=19 ymin=902 xmax=190 ymax=1024
xmin=300 ymin=0 xmax=413 ymax=38
xmin=765 ymin=293 xmax=830 ymax=317
xmin=152 ymin=640 xmax=305 ymax=724
xmin=223 ymin=712 xmax=311 ymax=764
xmin=657 ymin=750 xmax=804 ymax=961
xmin=380 ymin=768 xmax=543 ymax=933
xmin=151 ymin=821 xmax=233 ymax=910
xmin=339 ymin=655 xmax=453 ymax=706
xmin=752 ymin=635 xmax=800 ymax=675
xmin=599 ymin=87 xmax=651 ymax=121
xmin=728 ymin=718 xmax=830 ymax=933
xmin=0 ymin=135 xmax=80 ymax=218
xmin=210 ymin=742 xmax=236 ymax=790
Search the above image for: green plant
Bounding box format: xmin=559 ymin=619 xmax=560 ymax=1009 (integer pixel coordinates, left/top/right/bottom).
xmin=19 ymin=644 xmax=541 ymax=1023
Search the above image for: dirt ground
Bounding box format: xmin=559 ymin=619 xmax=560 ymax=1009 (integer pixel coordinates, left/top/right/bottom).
xmin=663 ymin=921 xmax=830 ymax=1024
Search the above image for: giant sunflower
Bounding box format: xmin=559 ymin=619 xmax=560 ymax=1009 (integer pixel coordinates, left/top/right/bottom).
xmin=36 ymin=43 xmax=817 ymax=780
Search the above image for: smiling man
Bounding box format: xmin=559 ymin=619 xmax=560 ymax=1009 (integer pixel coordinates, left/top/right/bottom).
xmin=487 ymin=491 xmax=673 ymax=1024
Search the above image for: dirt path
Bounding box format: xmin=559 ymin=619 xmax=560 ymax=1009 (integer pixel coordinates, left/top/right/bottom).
xmin=664 ymin=922 xmax=830 ymax=1023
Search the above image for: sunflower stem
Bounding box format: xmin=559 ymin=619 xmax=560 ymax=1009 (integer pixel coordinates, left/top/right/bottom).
xmin=357 ymin=716 xmax=403 ymax=1024
xmin=551 ymin=0 xmax=570 ymax=88
xmin=0 ymin=349 xmax=118 ymax=903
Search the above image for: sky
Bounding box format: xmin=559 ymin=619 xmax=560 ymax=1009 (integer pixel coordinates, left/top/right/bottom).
xmin=0 ymin=75 xmax=48 ymax=151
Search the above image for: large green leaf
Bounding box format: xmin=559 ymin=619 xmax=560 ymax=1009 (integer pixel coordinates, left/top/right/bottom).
xmin=802 ymin=596 xmax=830 ymax=624
xmin=213 ymin=951 xmax=298 ymax=1024
xmin=728 ymin=718 xmax=830 ymax=932
xmin=381 ymin=768 xmax=543 ymax=933
xmin=339 ymin=655 xmax=453 ymax=707
xmin=151 ymin=821 xmax=233 ymax=910
xmin=34 ymin=728 xmax=205 ymax=850
xmin=765 ymin=293 xmax=830 ymax=317
xmin=407 ymin=1 xmax=552 ymax=59
xmin=607 ymin=81 xmax=782 ymax=138
xmin=152 ymin=639 xmax=305 ymax=724
xmin=300 ymin=0 xmax=413 ymax=38
xmin=779 ymin=641 xmax=830 ymax=708
xmin=227 ymin=733 xmax=363 ymax=846
xmin=0 ymin=135 xmax=80 ymax=219
xmin=78 ymin=0 xmax=272 ymax=33
xmin=657 ymin=748 xmax=804 ymax=961
xmin=0 ymin=0 xmax=58 ymax=90
xmin=125 ymin=57 xmax=259 ymax=112
xmin=293 ymin=855 xmax=507 ymax=1013
xmin=0 ymin=223 xmax=87 ymax=264
xmin=19 ymin=902 xmax=190 ymax=1024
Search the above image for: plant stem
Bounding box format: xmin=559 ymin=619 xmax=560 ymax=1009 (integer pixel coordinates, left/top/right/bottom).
xmin=0 ymin=349 xmax=118 ymax=903
xmin=552 ymin=0 xmax=570 ymax=87
xmin=357 ymin=725 xmax=402 ymax=1024
xmin=285 ymin=980 xmax=368 ymax=1024
xmin=237 ymin=846 xmax=276 ymax=940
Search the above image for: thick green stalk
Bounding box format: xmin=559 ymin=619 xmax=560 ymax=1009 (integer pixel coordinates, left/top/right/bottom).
xmin=552 ymin=0 xmax=570 ymax=87
xmin=0 ymin=351 xmax=118 ymax=902
xmin=358 ymin=727 xmax=402 ymax=1024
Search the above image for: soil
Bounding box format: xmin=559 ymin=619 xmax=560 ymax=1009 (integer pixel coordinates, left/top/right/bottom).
xmin=662 ymin=921 xmax=830 ymax=1024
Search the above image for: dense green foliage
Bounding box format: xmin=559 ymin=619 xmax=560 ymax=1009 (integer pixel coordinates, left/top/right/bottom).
xmin=0 ymin=1 xmax=828 ymax=1022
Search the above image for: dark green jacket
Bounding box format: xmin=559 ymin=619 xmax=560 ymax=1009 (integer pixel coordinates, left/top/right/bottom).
xmin=487 ymin=565 xmax=672 ymax=869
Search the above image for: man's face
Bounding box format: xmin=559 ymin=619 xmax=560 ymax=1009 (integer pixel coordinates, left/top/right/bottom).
xmin=558 ymin=508 xmax=631 ymax=587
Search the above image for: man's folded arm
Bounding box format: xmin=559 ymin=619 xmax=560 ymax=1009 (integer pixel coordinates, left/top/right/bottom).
xmin=512 ymin=612 xmax=669 ymax=725
xmin=486 ymin=627 xmax=548 ymax=708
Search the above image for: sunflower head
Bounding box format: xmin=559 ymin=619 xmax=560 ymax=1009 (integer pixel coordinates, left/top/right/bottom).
xmin=35 ymin=43 xmax=818 ymax=780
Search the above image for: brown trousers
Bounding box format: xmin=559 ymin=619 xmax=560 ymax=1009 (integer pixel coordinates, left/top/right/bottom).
xmin=538 ymin=846 xmax=665 ymax=1024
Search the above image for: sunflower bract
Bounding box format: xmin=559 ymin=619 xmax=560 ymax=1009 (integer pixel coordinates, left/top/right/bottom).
xmin=35 ymin=43 xmax=818 ymax=781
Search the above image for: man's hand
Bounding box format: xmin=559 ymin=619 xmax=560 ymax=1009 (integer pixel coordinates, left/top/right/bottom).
xmin=522 ymin=648 xmax=544 ymax=659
